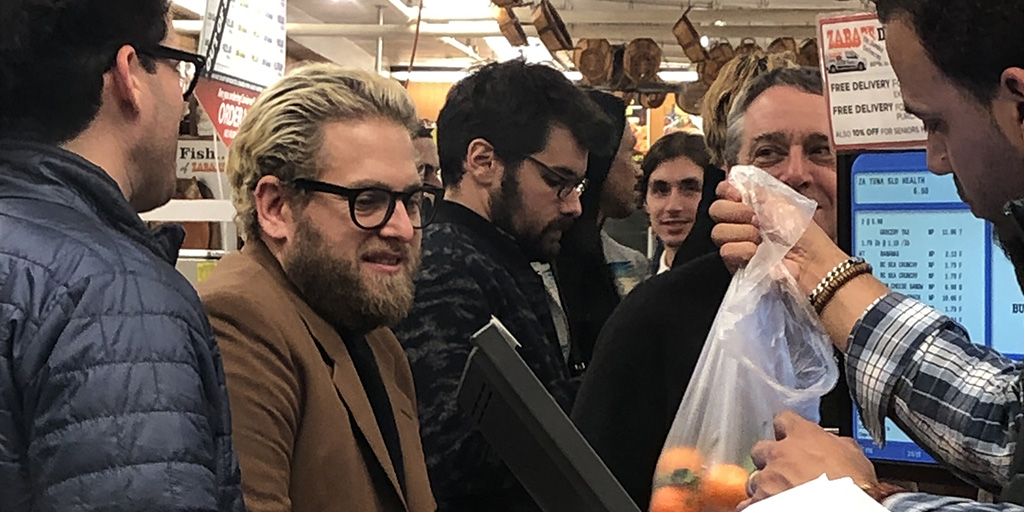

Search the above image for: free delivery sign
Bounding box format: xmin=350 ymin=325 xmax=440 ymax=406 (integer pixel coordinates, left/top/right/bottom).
xmin=818 ymin=13 xmax=927 ymax=150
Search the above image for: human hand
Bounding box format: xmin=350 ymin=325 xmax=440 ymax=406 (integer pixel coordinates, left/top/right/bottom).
xmin=739 ymin=411 xmax=879 ymax=509
xmin=710 ymin=181 xmax=848 ymax=294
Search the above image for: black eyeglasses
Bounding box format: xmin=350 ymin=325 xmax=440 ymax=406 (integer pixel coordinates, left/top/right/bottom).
xmin=291 ymin=178 xmax=444 ymax=230
xmin=524 ymin=155 xmax=588 ymax=200
xmin=137 ymin=45 xmax=206 ymax=100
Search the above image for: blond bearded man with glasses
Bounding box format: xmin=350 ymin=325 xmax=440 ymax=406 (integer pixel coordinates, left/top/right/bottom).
xmin=197 ymin=64 xmax=438 ymax=512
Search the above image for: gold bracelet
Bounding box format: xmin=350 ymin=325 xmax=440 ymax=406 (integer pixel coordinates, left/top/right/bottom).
xmin=810 ymin=260 xmax=873 ymax=314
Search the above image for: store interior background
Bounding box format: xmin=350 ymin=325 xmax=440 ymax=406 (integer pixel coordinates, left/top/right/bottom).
xmin=161 ymin=0 xmax=988 ymax=501
xmin=167 ymin=0 xmax=870 ymax=259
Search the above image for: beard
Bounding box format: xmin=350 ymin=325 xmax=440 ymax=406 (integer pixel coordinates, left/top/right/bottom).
xmin=491 ymin=166 xmax=575 ymax=262
xmin=283 ymin=218 xmax=419 ymax=334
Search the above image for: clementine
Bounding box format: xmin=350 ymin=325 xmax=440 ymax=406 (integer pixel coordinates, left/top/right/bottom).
xmin=655 ymin=446 xmax=705 ymax=478
xmin=649 ymin=485 xmax=701 ymax=512
xmin=700 ymin=463 xmax=749 ymax=510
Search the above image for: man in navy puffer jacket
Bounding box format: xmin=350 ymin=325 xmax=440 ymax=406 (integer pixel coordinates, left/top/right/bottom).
xmin=0 ymin=1 xmax=244 ymax=510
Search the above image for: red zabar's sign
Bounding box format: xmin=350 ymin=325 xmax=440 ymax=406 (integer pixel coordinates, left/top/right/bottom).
xmin=825 ymin=24 xmax=881 ymax=50
xmin=192 ymin=77 xmax=259 ymax=147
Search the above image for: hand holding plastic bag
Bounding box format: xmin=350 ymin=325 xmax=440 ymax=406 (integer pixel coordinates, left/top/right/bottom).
xmin=650 ymin=166 xmax=839 ymax=512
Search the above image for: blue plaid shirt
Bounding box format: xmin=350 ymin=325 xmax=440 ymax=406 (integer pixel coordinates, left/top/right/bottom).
xmin=847 ymin=293 xmax=1024 ymax=511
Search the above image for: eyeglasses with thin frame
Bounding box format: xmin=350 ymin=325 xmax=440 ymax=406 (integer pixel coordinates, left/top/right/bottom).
xmin=290 ymin=178 xmax=444 ymax=231
xmin=524 ymin=155 xmax=588 ymax=200
xmin=137 ymin=45 xmax=207 ymax=100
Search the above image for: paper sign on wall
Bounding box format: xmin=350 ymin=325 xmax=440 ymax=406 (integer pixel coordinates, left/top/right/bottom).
xmin=193 ymin=77 xmax=259 ymax=147
xmin=818 ymin=13 xmax=926 ymax=150
xmin=199 ymin=0 xmax=287 ymax=91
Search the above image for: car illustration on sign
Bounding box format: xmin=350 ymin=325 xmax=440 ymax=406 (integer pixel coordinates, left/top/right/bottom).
xmin=827 ymin=50 xmax=867 ymax=73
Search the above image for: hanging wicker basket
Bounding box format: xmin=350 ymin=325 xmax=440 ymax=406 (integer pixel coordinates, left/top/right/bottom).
xmin=532 ymin=0 xmax=573 ymax=53
xmin=767 ymin=36 xmax=798 ymax=55
xmin=574 ymin=38 xmax=613 ymax=86
xmin=623 ymin=38 xmax=663 ymax=85
xmin=798 ymin=38 xmax=820 ymax=68
xmin=672 ymin=8 xmax=709 ymax=64
xmin=734 ymin=37 xmax=763 ymax=56
xmin=495 ymin=7 xmax=527 ymax=47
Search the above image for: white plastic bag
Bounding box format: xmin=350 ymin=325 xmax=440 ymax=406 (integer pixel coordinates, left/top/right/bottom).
xmin=649 ymin=166 xmax=838 ymax=512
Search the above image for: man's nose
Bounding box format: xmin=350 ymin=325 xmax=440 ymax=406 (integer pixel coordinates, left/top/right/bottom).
xmin=665 ymin=189 xmax=687 ymax=212
xmin=378 ymin=201 xmax=416 ymax=241
xmin=776 ymin=149 xmax=813 ymax=192
xmin=562 ymin=190 xmax=583 ymax=218
xmin=925 ymin=134 xmax=952 ymax=175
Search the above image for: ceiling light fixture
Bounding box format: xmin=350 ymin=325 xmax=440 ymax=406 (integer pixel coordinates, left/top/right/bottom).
xmin=171 ymin=0 xmax=205 ymax=16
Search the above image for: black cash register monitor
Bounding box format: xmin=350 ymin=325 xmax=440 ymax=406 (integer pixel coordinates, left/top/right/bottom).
xmin=456 ymin=318 xmax=642 ymax=512
xmin=838 ymin=149 xmax=1024 ymax=465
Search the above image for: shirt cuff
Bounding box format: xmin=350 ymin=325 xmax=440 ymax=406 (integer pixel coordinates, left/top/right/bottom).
xmin=845 ymin=292 xmax=946 ymax=445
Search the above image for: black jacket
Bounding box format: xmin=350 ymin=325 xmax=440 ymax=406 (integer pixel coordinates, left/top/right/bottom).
xmin=571 ymin=251 xmax=850 ymax=510
xmin=394 ymin=201 xmax=577 ymax=511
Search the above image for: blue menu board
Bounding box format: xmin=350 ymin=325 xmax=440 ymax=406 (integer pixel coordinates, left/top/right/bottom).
xmin=849 ymin=151 xmax=1024 ymax=463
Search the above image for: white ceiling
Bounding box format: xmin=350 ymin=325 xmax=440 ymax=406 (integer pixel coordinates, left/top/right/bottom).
xmin=175 ymin=0 xmax=875 ymax=71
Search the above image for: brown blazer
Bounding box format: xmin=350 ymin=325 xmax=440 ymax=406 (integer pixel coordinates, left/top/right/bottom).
xmin=198 ymin=240 xmax=435 ymax=512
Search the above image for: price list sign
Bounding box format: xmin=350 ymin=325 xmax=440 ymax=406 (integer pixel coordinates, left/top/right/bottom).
xmin=849 ymin=150 xmax=1024 ymax=464
xmin=850 ymin=151 xmax=1024 ymax=347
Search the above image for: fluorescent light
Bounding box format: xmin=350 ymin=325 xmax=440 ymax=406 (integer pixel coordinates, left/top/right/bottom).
xmin=172 ymin=0 xmax=205 ymax=16
xmin=421 ymin=0 xmax=494 ymax=21
xmin=385 ymin=0 xmax=417 ymax=20
xmin=483 ymin=36 xmax=552 ymax=63
xmin=658 ymin=70 xmax=699 ymax=82
xmin=440 ymin=37 xmax=485 ymax=62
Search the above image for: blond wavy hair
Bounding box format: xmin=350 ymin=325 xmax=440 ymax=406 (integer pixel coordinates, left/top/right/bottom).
xmin=700 ymin=50 xmax=799 ymax=167
xmin=228 ymin=63 xmax=419 ymax=240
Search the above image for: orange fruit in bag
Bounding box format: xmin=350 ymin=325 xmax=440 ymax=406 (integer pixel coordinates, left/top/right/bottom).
xmin=650 ymin=485 xmax=701 ymax=512
xmin=700 ymin=463 xmax=750 ymax=510
xmin=655 ymin=446 xmax=704 ymax=477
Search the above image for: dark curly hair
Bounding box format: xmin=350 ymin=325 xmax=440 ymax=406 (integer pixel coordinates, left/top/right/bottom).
xmin=0 ymin=0 xmax=170 ymax=143
xmin=875 ymin=0 xmax=1024 ymax=103
xmin=436 ymin=60 xmax=613 ymax=186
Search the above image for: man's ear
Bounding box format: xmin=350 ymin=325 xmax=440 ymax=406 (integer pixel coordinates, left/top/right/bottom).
xmin=462 ymin=138 xmax=503 ymax=189
xmin=1002 ymin=67 xmax=1024 ymax=143
xmin=107 ymin=44 xmax=148 ymax=118
xmin=253 ymin=175 xmax=296 ymax=242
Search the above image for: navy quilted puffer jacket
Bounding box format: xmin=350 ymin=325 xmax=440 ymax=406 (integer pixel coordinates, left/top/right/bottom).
xmin=0 ymin=141 xmax=245 ymax=511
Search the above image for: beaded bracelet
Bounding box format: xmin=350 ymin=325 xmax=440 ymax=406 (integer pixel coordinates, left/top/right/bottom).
xmin=808 ymin=257 xmax=873 ymax=314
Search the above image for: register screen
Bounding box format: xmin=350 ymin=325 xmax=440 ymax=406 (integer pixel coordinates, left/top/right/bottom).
xmin=849 ymin=151 xmax=1024 ymax=464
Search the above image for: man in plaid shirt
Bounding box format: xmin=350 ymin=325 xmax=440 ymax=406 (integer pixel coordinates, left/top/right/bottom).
xmin=710 ymin=0 xmax=1024 ymax=510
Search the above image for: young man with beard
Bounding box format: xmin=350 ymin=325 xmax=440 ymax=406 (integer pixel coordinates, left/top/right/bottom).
xmin=571 ymin=67 xmax=845 ymax=510
xmin=0 ymin=1 xmax=243 ymax=510
xmin=393 ymin=60 xmax=611 ymax=511
xmin=197 ymin=64 xmax=438 ymax=512
xmin=712 ymin=1 xmax=1024 ymax=510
